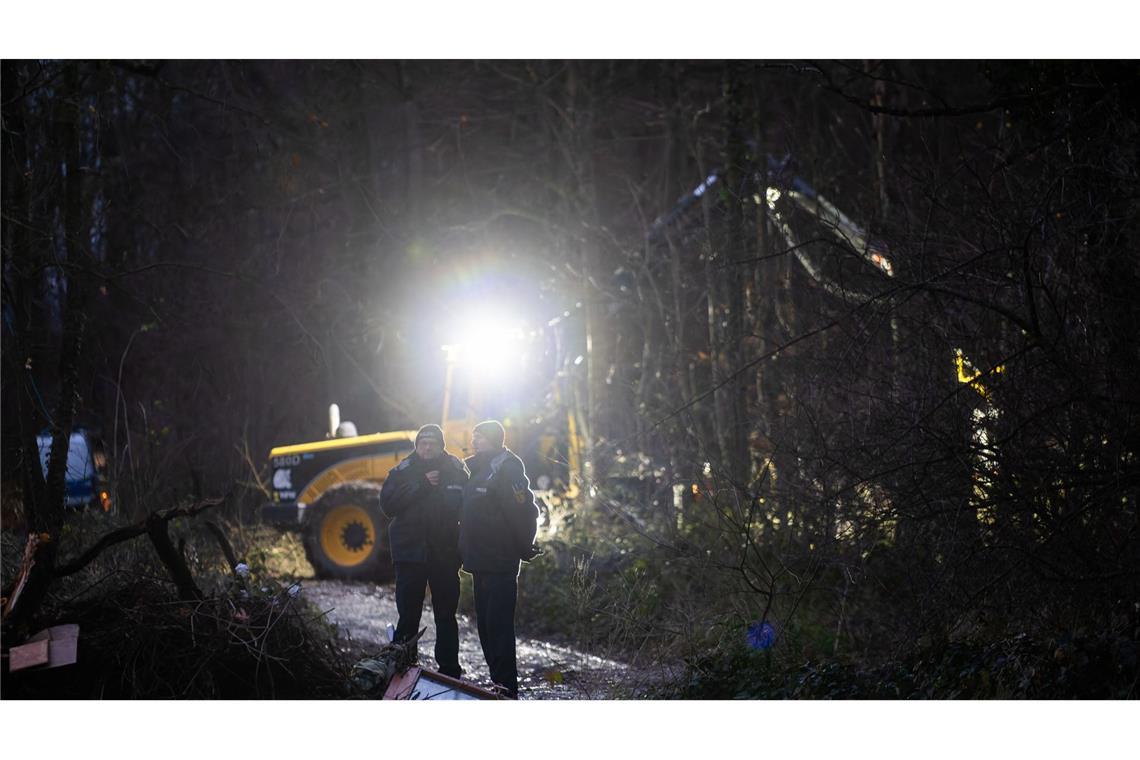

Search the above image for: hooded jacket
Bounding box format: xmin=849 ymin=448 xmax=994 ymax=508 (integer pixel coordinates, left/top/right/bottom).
xmin=460 ymin=447 xmax=539 ymax=575
xmin=380 ymin=450 xmax=469 ymax=564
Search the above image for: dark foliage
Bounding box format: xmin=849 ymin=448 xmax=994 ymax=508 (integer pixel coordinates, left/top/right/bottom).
xmin=3 ymin=578 xmax=350 ymax=699
xmin=1 ymin=510 xmax=354 ymax=699
xmin=673 ymin=629 xmax=1139 ymax=699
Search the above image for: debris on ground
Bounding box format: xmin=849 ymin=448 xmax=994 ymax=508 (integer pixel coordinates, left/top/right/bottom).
xmin=7 ymin=624 xmax=79 ymax=672
xmin=383 ymin=666 xmax=505 ymax=700
xmin=349 ymin=629 xmax=423 ymax=697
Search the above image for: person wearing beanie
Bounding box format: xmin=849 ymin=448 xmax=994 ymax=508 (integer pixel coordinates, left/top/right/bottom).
xmin=460 ymin=419 xmax=539 ymax=698
xmin=472 ymin=419 xmax=505 ymax=449
xmin=379 ymin=423 xmax=469 ymax=678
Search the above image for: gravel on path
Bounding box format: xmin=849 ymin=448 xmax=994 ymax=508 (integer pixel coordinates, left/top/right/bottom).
xmin=301 ymin=579 xmax=663 ymax=700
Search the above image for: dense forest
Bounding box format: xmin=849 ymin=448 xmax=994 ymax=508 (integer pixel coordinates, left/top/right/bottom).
xmin=2 ymin=59 xmax=1138 ymax=702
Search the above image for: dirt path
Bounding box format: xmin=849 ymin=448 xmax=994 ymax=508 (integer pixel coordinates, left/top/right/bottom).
xmin=301 ymin=579 xmax=666 ymax=699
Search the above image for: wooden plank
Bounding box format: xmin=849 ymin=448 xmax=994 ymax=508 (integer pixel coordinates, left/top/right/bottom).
xmin=383 ymin=666 xmax=423 ymax=699
xmin=9 ymin=639 xmax=50 ymax=672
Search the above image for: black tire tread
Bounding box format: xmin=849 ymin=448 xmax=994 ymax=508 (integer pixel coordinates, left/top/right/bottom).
xmin=302 ymin=481 xmax=392 ymax=581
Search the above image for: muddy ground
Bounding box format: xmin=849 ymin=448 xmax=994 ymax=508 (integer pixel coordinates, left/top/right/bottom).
xmin=301 ymin=579 xmax=672 ymax=699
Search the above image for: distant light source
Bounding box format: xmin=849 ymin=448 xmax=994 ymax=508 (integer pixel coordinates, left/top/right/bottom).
xmin=442 ymin=310 xmax=526 ymax=382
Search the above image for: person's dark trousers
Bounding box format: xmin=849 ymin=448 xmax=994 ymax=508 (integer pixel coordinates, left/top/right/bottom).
xmin=473 ymin=571 xmax=519 ymax=696
xmin=393 ymin=559 xmax=462 ymax=678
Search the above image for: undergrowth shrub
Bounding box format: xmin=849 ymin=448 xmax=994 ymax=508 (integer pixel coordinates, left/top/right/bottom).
xmin=2 ymin=506 xmax=351 ymax=699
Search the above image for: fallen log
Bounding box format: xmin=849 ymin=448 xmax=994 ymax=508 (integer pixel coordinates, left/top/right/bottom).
xmin=146 ymin=511 xmax=202 ymax=601
xmin=54 ymin=498 xmax=223 ymax=577
xmin=3 ymin=498 xmax=222 ymax=642
xmin=204 ymin=519 xmax=241 ymax=575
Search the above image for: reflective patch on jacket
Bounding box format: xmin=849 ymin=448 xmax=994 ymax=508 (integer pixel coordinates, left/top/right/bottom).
xmin=485 ymin=450 xmax=512 ymax=480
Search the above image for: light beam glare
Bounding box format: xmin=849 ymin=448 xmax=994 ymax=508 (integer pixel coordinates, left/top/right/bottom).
xmin=441 ymin=309 xmax=526 ymax=383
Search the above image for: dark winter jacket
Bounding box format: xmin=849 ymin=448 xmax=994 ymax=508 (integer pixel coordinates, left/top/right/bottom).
xmin=460 ymin=447 xmax=539 ymax=575
xmin=380 ymin=451 xmax=469 ymax=564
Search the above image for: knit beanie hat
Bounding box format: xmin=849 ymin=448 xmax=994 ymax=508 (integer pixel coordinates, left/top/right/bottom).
xmin=415 ymin=424 xmax=445 ymax=447
xmin=473 ymin=419 xmax=505 ymax=448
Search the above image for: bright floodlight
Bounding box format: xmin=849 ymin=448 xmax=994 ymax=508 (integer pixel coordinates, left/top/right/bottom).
xmin=442 ymin=310 xmax=526 ymax=382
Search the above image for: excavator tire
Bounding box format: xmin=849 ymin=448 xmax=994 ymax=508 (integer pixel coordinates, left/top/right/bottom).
xmin=302 ymin=482 xmax=393 ymax=581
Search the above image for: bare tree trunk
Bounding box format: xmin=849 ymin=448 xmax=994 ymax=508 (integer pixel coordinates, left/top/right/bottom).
xmin=146 ymin=512 xmax=203 ymax=601
xmin=662 ymin=63 xmax=697 ymax=422
xmin=694 ymin=133 xmax=729 ymax=475
xmin=750 ymin=75 xmax=777 ymax=489
xmin=5 ymin=63 xmax=92 ymax=634
xmin=866 ymin=60 xmax=890 ymax=220
xmin=1 ymin=61 xmax=47 ymax=522
xmin=563 ymin=63 xmax=613 ymax=485
xmin=722 ymin=62 xmax=750 ymax=487
xmin=397 ymin=61 xmax=424 ymax=232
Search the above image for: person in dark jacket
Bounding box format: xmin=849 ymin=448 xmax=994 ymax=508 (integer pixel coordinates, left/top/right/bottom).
xmin=380 ymin=424 xmax=469 ymax=678
xmin=460 ymin=419 xmax=539 ymax=698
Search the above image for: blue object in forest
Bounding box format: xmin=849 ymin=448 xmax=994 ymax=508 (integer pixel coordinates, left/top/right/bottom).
xmin=747 ymin=620 xmax=776 ymax=650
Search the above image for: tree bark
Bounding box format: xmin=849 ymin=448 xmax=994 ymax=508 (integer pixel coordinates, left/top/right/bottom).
xmin=146 ymin=511 xmax=204 ymax=601
xmin=721 ymin=62 xmax=751 ymax=487
xmin=6 ymin=63 xmax=91 ymax=634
